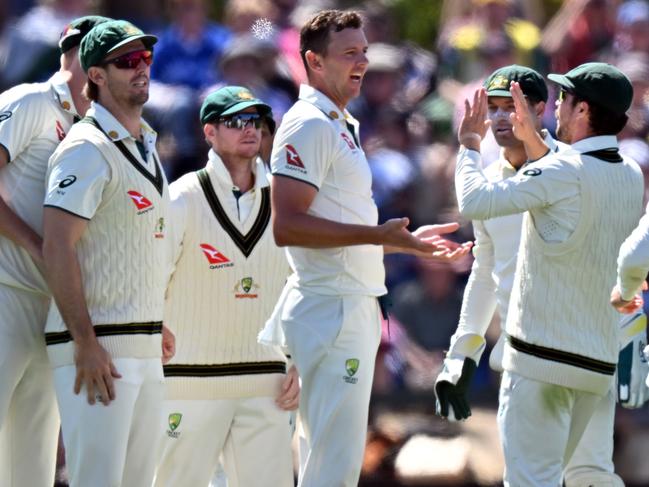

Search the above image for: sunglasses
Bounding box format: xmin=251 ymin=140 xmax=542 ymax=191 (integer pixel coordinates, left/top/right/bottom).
xmin=218 ymin=113 xmax=262 ymax=130
xmin=103 ymin=50 xmax=153 ymax=70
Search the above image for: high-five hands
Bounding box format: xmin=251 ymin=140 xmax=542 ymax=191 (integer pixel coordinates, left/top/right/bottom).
xmin=458 ymin=88 xmax=490 ymax=150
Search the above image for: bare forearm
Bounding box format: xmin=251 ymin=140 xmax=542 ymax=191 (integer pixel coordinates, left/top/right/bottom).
xmin=273 ymin=212 xmax=381 ymax=248
xmin=523 ymin=131 xmax=550 ymax=162
xmin=43 ymin=244 xmax=95 ymax=343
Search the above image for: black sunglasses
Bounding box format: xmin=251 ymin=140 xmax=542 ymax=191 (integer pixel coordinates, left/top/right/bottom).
xmin=218 ymin=113 xmax=262 ymax=130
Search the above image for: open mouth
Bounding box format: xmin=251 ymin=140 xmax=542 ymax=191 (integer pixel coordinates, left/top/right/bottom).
xmin=350 ymin=74 xmax=362 ymax=83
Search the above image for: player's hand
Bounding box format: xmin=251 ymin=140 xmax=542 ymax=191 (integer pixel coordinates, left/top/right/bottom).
xmin=611 ymin=285 xmax=643 ymax=314
xmin=458 ymin=88 xmax=490 ymax=150
xmin=73 ymin=338 xmax=122 ymax=406
xmin=380 ymin=218 xmax=466 ymax=257
xmin=161 ymin=325 xmax=175 ymax=364
xmin=412 ymin=223 xmax=473 ymax=261
xmin=276 ymin=365 xmax=300 ymax=411
xmin=509 ymin=81 xmax=538 ymax=144
xmin=435 ymin=356 xmax=477 ymax=421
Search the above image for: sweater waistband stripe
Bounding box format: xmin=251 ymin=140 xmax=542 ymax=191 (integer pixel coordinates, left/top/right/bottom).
xmin=45 ymin=322 xmax=163 ymax=345
xmin=164 ymin=361 xmax=286 ymax=377
xmin=506 ymin=333 xmax=616 ymax=375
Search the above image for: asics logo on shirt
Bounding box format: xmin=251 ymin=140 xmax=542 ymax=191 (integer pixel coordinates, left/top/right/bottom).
xmin=58 ymin=175 xmax=77 ymax=188
xmin=285 ymin=144 xmax=305 ymax=169
xmin=127 ymin=190 xmax=153 ymax=214
xmin=0 ymin=111 xmax=11 ymax=122
xmin=200 ymin=244 xmax=234 ymax=269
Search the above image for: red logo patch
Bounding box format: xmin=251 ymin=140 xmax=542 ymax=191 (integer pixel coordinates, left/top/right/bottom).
xmin=340 ymin=133 xmax=355 ymax=149
xmin=285 ymin=144 xmax=305 ymax=168
xmin=200 ymin=244 xmax=231 ymax=265
xmin=127 ymin=190 xmax=152 ymax=210
xmin=55 ymin=121 xmax=66 ymax=141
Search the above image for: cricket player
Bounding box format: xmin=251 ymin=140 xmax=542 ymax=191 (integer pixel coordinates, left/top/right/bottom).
xmin=155 ymin=86 xmax=299 ymax=487
xmin=258 ymin=9 xmax=472 ymax=487
xmin=437 ymin=64 xmax=638 ymax=486
xmin=42 ymin=20 xmax=172 ymax=487
xmin=0 ymin=15 xmax=109 ymax=486
xmin=454 ymin=63 xmax=643 ymax=486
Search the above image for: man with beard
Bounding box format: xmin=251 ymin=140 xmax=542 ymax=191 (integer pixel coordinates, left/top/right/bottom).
xmin=42 ymin=20 xmax=172 ymax=487
xmin=0 ymin=15 xmax=109 ymax=487
xmin=454 ymin=63 xmax=643 ymax=486
xmin=438 ymin=64 xmax=636 ymax=486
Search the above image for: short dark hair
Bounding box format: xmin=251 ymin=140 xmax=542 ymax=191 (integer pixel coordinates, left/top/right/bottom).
xmin=570 ymin=96 xmax=628 ymax=135
xmin=299 ymin=9 xmax=363 ymax=77
xmin=83 ymin=79 xmax=99 ymax=101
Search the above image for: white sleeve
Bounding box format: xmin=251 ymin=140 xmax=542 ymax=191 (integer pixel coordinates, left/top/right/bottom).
xmin=271 ymin=117 xmax=335 ymax=189
xmin=617 ymin=206 xmax=649 ymax=300
xmin=455 ymin=147 xmax=578 ymax=220
xmin=448 ymin=219 xmax=497 ymax=361
xmin=44 ymin=140 xmax=110 ymax=220
xmin=0 ymin=91 xmax=46 ymax=162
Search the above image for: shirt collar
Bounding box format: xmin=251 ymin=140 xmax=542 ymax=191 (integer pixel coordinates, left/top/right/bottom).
xmin=570 ymin=135 xmax=619 ymax=153
xmin=498 ymin=129 xmax=562 ymax=172
xmin=206 ymin=149 xmax=269 ymax=192
xmin=87 ymin=102 xmax=158 ymax=147
xmin=49 ymin=71 xmax=79 ymax=117
xmin=298 ymin=84 xmax=358 ymax=126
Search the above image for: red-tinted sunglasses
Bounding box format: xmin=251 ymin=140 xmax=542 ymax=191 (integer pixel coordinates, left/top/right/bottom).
xmin=103 ymin=50 xmax=153 ymax=70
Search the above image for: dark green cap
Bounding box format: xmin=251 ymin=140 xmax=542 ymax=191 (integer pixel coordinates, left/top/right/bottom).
xmin=200 ymin=86 xmax=271 ymax=124
xmin=79 ymin=20 xmax=157 ymax=72
xmin=59 ymin=16 xmax=112 ymax=54
xmin=548 ymin=62 xmax=633 ymax=115
xmin=484 ymin=64 xmax=548 ymax=102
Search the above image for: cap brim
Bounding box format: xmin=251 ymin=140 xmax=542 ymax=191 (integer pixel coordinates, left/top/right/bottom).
xmin=107 ymin=34 xmax=158 ymax=55
xmin=486 ymin=89 xmax=513 ymax=97
xmin=548 ymin=73 xmax=575 ymax=90
xmin=221 ymin=101 xmax=272 ymax=117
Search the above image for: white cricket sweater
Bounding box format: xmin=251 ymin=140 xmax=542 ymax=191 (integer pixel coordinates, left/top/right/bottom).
xmin=44 ymin=115 xmax=170 ymax=367
xmin=163 ymin=155 xmax=289 ymax=400
xmin=504 ymin=141 xmax=643 ymax=395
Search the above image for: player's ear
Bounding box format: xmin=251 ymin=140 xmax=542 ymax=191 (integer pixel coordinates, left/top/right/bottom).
xmin=305 ymin=50 xmax=322 ymax=72
xmin=534 ymin=101 xmax=546 ymax=118
xmin=203 ymin=123 xmax=217 ymax=146
xmin=87 ymin=66 xmax=106 ymax=86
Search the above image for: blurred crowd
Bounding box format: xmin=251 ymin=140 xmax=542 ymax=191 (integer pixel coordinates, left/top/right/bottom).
xmin=3 ymin=0 xmax=649 ymax=484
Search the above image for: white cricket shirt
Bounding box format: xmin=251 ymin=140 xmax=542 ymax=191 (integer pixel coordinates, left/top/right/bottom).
xmin=0 ymin=72 xmax=79 ymax=294
xmin=270 ymin=84 xmax=386 ymax=297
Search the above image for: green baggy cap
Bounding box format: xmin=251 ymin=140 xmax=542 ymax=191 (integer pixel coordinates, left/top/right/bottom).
xmin=59 ymin=15 xmax=112 ymax=54
xmin=483 ymin=64 xmax=548 ymax=102
xmin=200 ymin=86 xmax=272 ymax=124
xmin=79 ymin=19 xmax=157 ymax=72
xmin=548 ymin=62 xmax=633 ymax=115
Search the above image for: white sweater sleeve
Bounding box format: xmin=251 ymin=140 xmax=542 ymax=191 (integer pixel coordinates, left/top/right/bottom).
xmin=455 ymin=147 xmax=576 ymax=220
xmin=617 ymin=207 xmax=649 ymax=300
xmin=454 ymin=219 xmax=498 ymax=339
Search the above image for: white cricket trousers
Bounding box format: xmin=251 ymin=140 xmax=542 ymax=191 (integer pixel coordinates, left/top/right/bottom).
xmin=54 ymin=357 xmax=165 ymax=487
xmin=498 ymin=371 xmax=603 ymax=487
xmin=564 ymin=388 xmax=624 ymax=486
xmin=282 ymin=292 xmax=382 ymax=487
xmin=0 ymin=283 xmax=58 ymax=487
xmin=155 ymin=396 xmax=293 ymax=487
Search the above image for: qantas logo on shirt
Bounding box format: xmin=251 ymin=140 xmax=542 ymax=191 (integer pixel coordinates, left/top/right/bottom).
xmin=285 ymin=144 xmax=306 ymax=172
xmin=127 ymin=190 xmax=154 ymax=214
xmin=200 ymin=244 xmax=234 ymax=269
xmin=55 ymin=120 xmax=66 ymax=141
xmin=340 ymin=133 xmax=355 ymax=149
